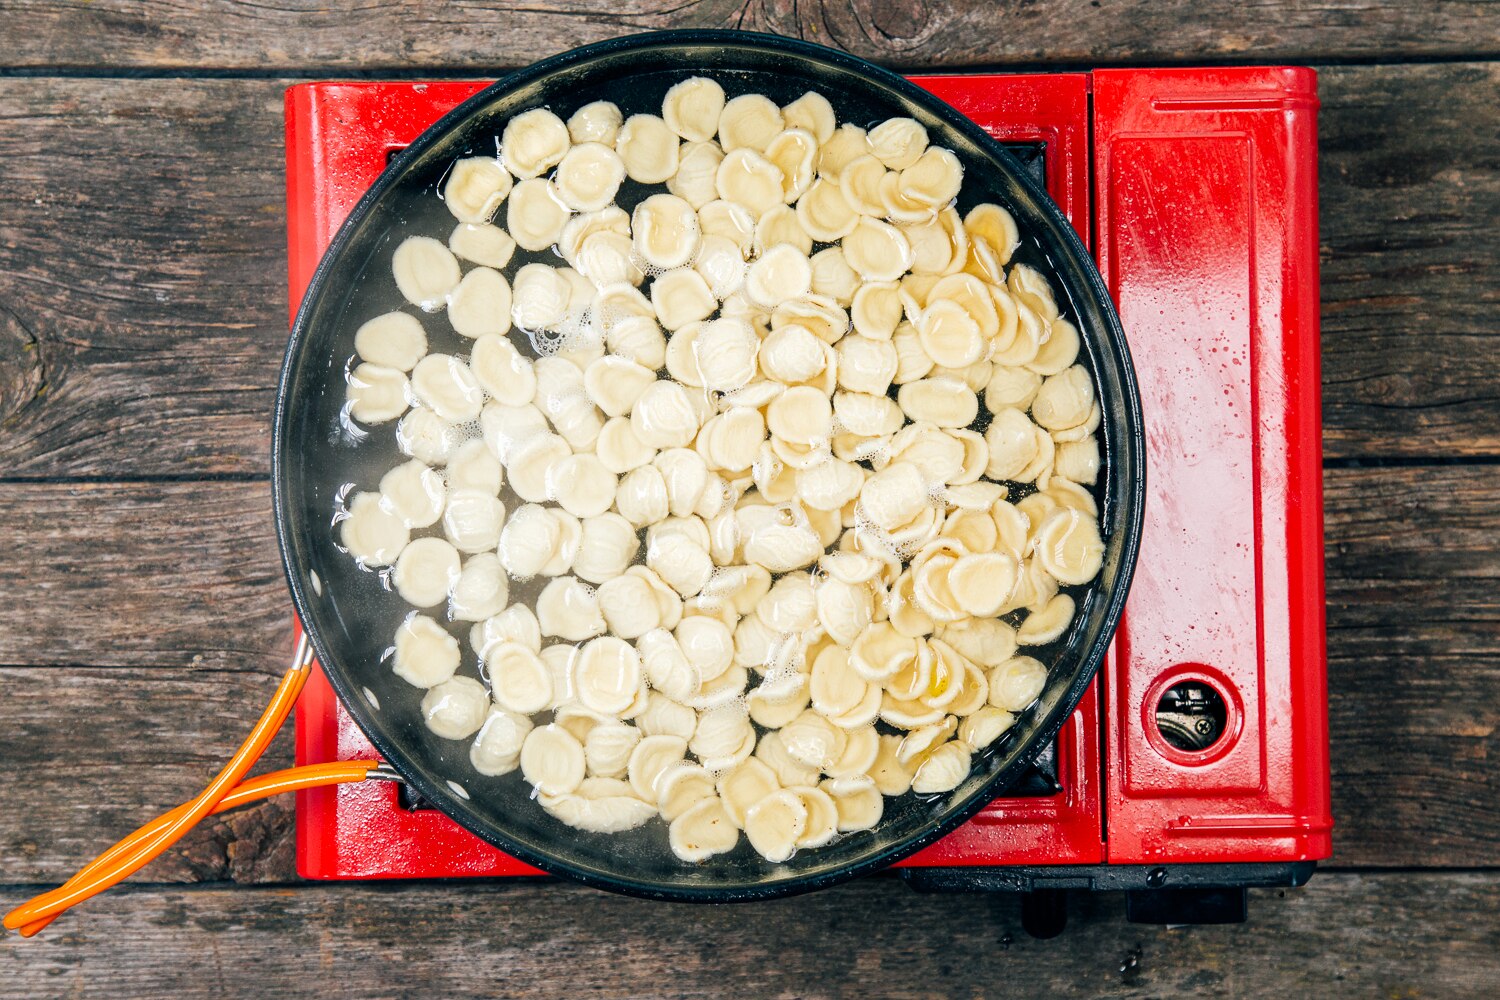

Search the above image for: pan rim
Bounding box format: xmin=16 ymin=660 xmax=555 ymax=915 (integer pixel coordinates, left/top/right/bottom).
xmin=273 ymin=27 xmax=1145 ymax=902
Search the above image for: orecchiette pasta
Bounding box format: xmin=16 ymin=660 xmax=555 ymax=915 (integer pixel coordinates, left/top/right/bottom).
xmin=338 ymin=76 xmax=1110 ymax=866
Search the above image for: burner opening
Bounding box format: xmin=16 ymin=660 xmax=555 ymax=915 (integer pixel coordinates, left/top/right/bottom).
xmin=1154 ymin=682 xmax=1228 ymax=753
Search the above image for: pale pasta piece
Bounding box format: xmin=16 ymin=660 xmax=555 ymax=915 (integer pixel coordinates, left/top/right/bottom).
xmin=838 ymin=154 xmax=887 ymax=216
xmin=568 ymin=100 xmax=623 ymax=145
xmin=506 ymin=178 xmax=571 ymax=253
xmin=379 ymin=460 xmax=445 ymax=528
xmin=632 ymin=380 xmax=703 ymax=450
xmin=633 ymin=193 xmax=701 ymax=270
xmin=651 ymin=268 xmax=717 ymax=331
xmin=547 ymin=453 xmax=617 ymax=518
xmin=442 ymin=488 xmax=506 ymax=554
xmin=1054 ymin=436 xmax=1100 ymax=485
xmin=796 ymin=178 xmax=859 ymax=242
xmin=496 ymin=503 xmax=559 ymax=579
xmin=662 ymin=77 xmax=726 ymax=142
xmin=743 ymin=244 xmax=812 ymax=309
xmin=765 ymin=128 xmax=818 ymax=202
xmin=690 ymin=703 xmax=755 ymax=772
xmin=502 ymin=107 xmax=570 ymax=179
xmin=449 ymin=552 xmax=510 ymax=622
xmin=572 ymin=513 xmax=641 ymax=584
xmin=718 ymin=757 xmax=780 ymax=829
xmin=346 ymin=363 xmax=409 ymax=424
xmin=823 ymin=775 xmax=883 ymax=832
xmin=443 ymin=156 xmax=511 ymax=223
xmin=612 ymin=113 xmax=679 ymax=185
xmin=449 ymin=267 xmax=515 ymax=342
xmin=520 ymin=723 xmax=586 ymax=797
xmin=985 ymin=365 xmax=1043 ymax=413
xmin=868 ymin=117 xmax=929 ymax=170
xmin=657 ymin=763 xmax=718 ymax=821
xmin=843 ymin=217 xmax=913 ymax=282
xmin=554 ymin=142 xmax=626 ymax=212
xmin=1034 ymin=507 xmax=1105 ymax=585
xmin=669 ymin=797 xmax=739 ymax=862
xmin=766 ymin=386 xmax=833 ymax=447
xmin=489 ymin=642 xmax=555 ymax=716
xmin=809 ymin=246 xmax=861 ymax=305
xmin=506 ymin=432 xmax=571 ymax=504
xmin=471 ymin=605 xmax=543 ymax=660
xmin=818 ymin=123 xmax=871 ymax=180
xmin=743 ymin=789 xmax=807 ymax=863
xmin=945 ymin=551 xmax=1020 ymax=619
xmin=341 ymin=491 xmax=409 ymax=566
xmin=536 ymin=575 xmax=607 ymax=642
xmin=1029 ymin=317 xmax=1080 ymax=377
xmin=899 ymin=147 xmax=963 ymax=208
xmin=836 ymin=335 xmax=899 ymax=396
xmin=393 ymin=536 xmax=461 ymax=608
xmin=753 ymin=204 xmax=813 ymax=257
xmin=698 ymin=198 xmax=756 ymax=254
xmin=1018 ymin=592 xmax=1075 ymax=646
xmin=469 ymin=335 xmax=535 ymax=407
xmin=616 ymin=464 xmax=670 ymax=528
xmin=782 ymin=91 xmax=835 ymax=143
xmin=470 ymin=708 xmax=533 ymax=776
xmin=572 ymin=635 xmax=644 ymax=717
xmin=896 ymin=376 xmax=979 ymax=429
xmin=693 ymin=234 xmax=747 ymax=299
xmin=540 ymin=507 xmax=582 ymax=577
xmin=583 ymin=354 xmax=655 ymax=419
xmin=988 ymin=655 xmax=1048 ymax=712
xmin=355 ymin=312 xmax=428 ymax=371
xmin=392 ymin=614 xmax=460 ymax=688
xmin=690 ymin=320 xmax=762 ymax=395
xmin=421 ymin=676 xmax=490 ymax=740
xmin=911 ymin=739 xmax=971 ymax=794
xmin=716 ymin=93 xmax=782 ymax=152
xmin=595 ymin=416 xmax=656 ymax=474
xmin=579 ymin=722 xmax=638 ymax=780
xmin=627 ymin=734 xmax=689 ymax=804
xmin=449 ymin=221 xmax=517 ymax=270
xmin=392 ymin=235 xmax=462 ymax=310
xmin=716 ymin=147 xmax=785 ymax=217
xmin=410 ymin=354 xmax=484 ymax=423
xmin=668 ymin=140 xmax=726 ymax=210
xmin=540 ymin=778 xmax=657 ymax=834
xmin=1032 ymin=365 xmax=1097 ymax=431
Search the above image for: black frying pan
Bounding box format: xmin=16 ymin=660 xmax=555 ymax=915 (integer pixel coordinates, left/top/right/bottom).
xmin=273 ymin=29 xmax=1145 ymax=901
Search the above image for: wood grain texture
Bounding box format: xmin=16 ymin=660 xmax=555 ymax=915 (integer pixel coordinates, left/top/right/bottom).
xmin=1319 ymin=63 xmax=1500 ymax=458
xmin=0 ymin=481 xmax=287 ymax=670
xmin=0 ymin=465 xmax=1494 ymax=882
xmin=2 ymin=875 xmax=1499 ymax=998
xmin=0 ymin=669 xmax=297 ymax=885
xmin=0 ymin=1 xmax=1496 ymax=71
xmin=0 ymin=64 xmax=1497 ymax=476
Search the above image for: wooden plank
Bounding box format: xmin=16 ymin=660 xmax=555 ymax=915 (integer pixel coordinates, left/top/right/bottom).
xmin=0 ymin=64 xmax=1496 ymax=476
xmin=1323 ymin=464 xmax=1500 ymax=865
xmin=0 ymin=78 xmax=287 ymax=479
xmin=0 ymin=481 xmax=287 ymax=670
xmin=2 ymin=875 xmax=1498 ymax=997
xmin=0 ymin=464 xmax=1495 ymax=879
xmin=0 ymin=669 xmax=297 ymax=885
xmin=0 ymin=1 xmax=1495 ymax=71
xmin=1319 ymin=63 xmax=1500 ymax=458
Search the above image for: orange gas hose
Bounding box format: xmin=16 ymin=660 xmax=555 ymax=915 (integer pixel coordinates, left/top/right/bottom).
xmin=4 ymin=636 xmax=375 ymax=937
xmin=13 ymin=760 xmax=379 ymax=936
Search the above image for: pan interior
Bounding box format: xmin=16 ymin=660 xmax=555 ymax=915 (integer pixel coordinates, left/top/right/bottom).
xmin=276 ymin=32 xmax=1143 ymax=900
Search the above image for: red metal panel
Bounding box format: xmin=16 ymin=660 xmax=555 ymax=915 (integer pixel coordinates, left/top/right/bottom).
xmin=1092 ymin=67 xmax=1332 ymax=863
xmin=902 ymin=72 xmax=1102 ymax=867
xmin=287 ymin=75 xmax=1104 ymax=878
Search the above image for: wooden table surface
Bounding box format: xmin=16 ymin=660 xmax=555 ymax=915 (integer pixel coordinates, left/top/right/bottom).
xmin=0 ymin=2 xmax=1496 ymax=997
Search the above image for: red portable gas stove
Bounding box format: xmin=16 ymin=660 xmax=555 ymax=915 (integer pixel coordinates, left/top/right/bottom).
xmin=285 ymin=67 xmax=1330 ymax=935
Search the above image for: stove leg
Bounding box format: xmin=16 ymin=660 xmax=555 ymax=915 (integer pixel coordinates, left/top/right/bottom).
xmin=1020 ymin=888 xmax=1068 ymax=938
